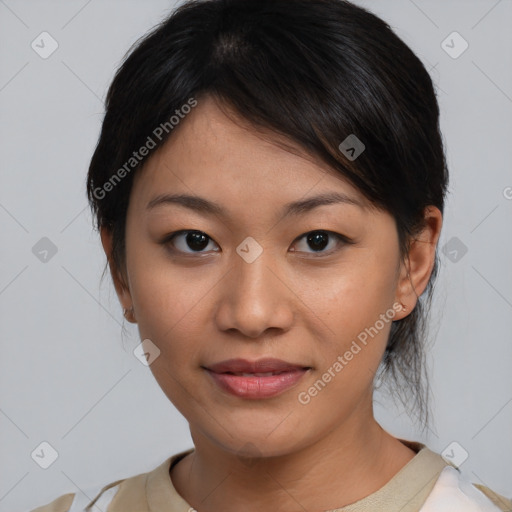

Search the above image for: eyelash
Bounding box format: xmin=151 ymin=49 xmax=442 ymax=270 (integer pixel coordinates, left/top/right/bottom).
xmin=161 ymin=229 xmax=353 ymax=258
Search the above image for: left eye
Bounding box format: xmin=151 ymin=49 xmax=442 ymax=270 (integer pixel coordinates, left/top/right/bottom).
xmin=290 ymin=230 xmax=348 ymax=255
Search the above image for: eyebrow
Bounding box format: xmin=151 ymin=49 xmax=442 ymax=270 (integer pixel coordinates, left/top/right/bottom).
xmin=146 ymin=191 xmax=365 ymax=218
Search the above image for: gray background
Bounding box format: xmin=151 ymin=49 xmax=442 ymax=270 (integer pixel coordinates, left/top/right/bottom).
xmin=1 ymin=1 xmax=511 ymax=510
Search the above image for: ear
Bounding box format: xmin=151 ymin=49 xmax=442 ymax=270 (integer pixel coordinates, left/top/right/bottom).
xmin=100 ymin=226 xmax=137 ymax=323
xmin=395 ymin=206 xmax=443 ymax=319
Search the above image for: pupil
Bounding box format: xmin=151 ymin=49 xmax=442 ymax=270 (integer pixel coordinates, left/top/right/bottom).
xmin=308 ymin=231 xmax=328 ymax=251
xmin=187 ymin=231 xmax=209 ymax=251
xmin=184 ymin=231 xmax=330 ymax=252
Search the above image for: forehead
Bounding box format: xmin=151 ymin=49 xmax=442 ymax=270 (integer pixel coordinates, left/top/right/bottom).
xmin=130 ymin=96 xmax=370 ymax=215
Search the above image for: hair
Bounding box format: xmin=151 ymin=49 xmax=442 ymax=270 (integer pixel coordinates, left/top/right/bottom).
xmin=86 ymin=0 xmax=448 ymax=426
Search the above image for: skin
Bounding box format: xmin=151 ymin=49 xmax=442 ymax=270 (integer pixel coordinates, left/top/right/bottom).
xmin=101 ymin=95 xmax=443 ymax=512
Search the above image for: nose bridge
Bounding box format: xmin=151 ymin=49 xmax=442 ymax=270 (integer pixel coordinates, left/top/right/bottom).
xmin=234 ymin=246 xmax=274 ymax=299
xmin=216 ymin=240 xmax=293 ymax=338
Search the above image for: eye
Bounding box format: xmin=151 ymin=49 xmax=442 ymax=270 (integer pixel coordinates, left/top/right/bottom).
xmin=162 ymin=229 xmax=351 ymax=257
xmin=163 ymin=230 xmax=220 ymax=254
xmin=290 ymin=230 xmax=350 ymax=256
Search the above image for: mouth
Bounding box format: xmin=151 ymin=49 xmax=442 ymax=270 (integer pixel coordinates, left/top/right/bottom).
xmin=203 ymin=358 xmax=312 ymax=399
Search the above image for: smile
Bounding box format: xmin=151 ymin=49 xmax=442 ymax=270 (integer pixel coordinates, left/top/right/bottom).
xmin=203 ymin=358 xmax=312 ymax=399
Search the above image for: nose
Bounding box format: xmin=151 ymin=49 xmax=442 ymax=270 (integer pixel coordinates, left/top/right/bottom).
xmin=214 ymin=248 xmax=294 ymax=340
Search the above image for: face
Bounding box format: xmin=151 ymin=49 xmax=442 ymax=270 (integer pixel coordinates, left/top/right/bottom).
xmin=109 ymin=96 xmax=412 ymax=458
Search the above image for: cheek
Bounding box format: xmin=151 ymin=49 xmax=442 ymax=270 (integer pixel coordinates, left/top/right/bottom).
xmin=300 ymin=252 xmax=399 ymax=368
xmin=127 ymin=258 xmax=208 ymax=416
xmin=307 ymin=251 xmax=398 ymax=322
xmin=125 ymin=241 xmax=207 ymax=358
xmin=294 ymin=268 xmax=396 ymax=420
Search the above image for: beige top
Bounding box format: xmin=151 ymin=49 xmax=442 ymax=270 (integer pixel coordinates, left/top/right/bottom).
xmin=30 ymin=440 xmax=512 ymax=512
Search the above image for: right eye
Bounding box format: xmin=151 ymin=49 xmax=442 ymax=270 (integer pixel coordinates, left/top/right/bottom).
xmin=162 ymin=230 xmax=220 ymax=255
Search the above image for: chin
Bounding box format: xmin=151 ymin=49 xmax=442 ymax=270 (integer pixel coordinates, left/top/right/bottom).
xmin=203 ymin=420 xmax=308 ymax=460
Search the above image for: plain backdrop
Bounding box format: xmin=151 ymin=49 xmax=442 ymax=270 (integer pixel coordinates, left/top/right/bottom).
xmin=1 ymin=1 xmax=511 ymax=510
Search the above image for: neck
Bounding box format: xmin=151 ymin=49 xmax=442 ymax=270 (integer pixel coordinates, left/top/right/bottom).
xmin=170 ymin=411 xmax=416 ymax=512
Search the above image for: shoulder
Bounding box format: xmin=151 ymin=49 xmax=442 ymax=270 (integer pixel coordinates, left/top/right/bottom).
xmin=29 ymin=492 xmax=75 ymax=512
xmin=28 ymin=479 xmax=125 ymax=512
xmin=473 ymin=484 xmax=512 ymax=511
xmin=420 ymin=465 xmax=512 ymax=512
xmin=28 ymin=450 xmax=192 ymax=512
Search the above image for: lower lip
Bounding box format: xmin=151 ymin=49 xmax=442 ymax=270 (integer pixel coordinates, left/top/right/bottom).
xmin=205 ymin=369 xmax=309 ymax=399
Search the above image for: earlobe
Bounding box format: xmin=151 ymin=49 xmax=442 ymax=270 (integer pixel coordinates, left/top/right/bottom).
xmin=100 ymin=226 xmax=136 ymax=323
xmin=395 ymin=206 xmax=443 ymax=316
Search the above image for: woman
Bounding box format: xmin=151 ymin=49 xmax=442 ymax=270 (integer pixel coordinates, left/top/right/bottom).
xmin=31 ymin=0 xmax=511 ymax=510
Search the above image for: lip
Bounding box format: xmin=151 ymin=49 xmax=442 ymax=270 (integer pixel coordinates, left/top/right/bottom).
xmin=203 ymin=358 xmax=311 ymax=399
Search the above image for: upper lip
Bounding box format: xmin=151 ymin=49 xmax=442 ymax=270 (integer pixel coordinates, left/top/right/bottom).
xmin=204 ymin=358 xmax=310 ymax=374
